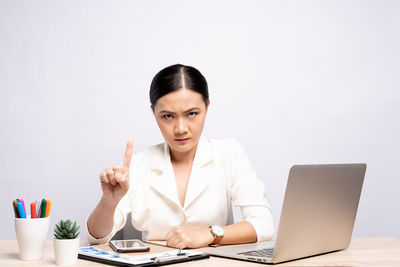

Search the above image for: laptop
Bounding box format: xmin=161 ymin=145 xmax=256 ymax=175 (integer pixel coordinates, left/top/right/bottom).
xmin=207 ymin=163 xmax=366 ymax=264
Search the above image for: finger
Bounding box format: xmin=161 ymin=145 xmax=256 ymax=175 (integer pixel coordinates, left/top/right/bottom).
xmin=173 ymin=237 xmax=186 ymax=249
xmin=176 ymin=240 xmax=186 ymax=250
xmin=165 ymin=229 xmax=174 ymax=241
xmin=118 ymin=174 xmax=130 ymax=191
xmin=106 ymin=168 xmax=116 ymax=186
xmin=114 ymin=172 xmax=121 ymax=183
xmin=113 ymin=165 xmax=122 ymax=173
xmin=113 ymin=163 xmax=129 ymax=188
xmin=113 ymin=165 xmax=123 ymax=182
xmin=100 ymin=171 xmax=109 ymax=184
xmin=165 ymin=227 xmax=180 ymax=246
xmin=114 ymin=172 xmax=129 ymax=188
xmin=167 ymin=234 xmax=180 ymax=248
xmin=122 ymin=140 xmax=133 ymax=169
xmin=168 ymin=226 xmax=186 ymax=248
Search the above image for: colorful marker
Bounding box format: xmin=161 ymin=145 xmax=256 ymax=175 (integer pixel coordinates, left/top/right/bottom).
xmin=36 ymin=200 xmax=40 ymax=217
xmin=13 ymin=198 xmax=53 ymax=219
xmin=38 ymin=199 xmax=42 ymax=218
xmin=12 ymin=200 xmax=19 ymax=218
xmin=40 ymin=199 xmax=47 ymax=218
xmin=16 ymin=201 xmax=26 ymax=218
xmin=45 ymin=200 xmax=49 ymax=217
xmin=31 ymin=202 xmax=37 ymax=218
xmin=20 ymin=199 xmax=26 ymax=216
xmin=49 ymin=199 xmax=53 ymax=216
xmin=45 ymin=199 xmax=52 ymax=217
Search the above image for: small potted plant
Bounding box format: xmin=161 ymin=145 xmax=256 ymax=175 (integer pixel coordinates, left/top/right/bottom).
xmin=53 ymin=219 xmax=80 ymax=265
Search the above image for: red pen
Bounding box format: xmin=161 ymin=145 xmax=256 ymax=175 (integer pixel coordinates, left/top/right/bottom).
xmin=31 ymin=202 xmax=37 ymax=219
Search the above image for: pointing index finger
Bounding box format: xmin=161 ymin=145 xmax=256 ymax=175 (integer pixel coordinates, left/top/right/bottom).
xmin=123 ymin=139 xmax=133 ymax=168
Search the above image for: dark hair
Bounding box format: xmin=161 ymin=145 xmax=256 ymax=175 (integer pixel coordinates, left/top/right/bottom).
xmin=149 ymin=64 xmax=209 ymax=107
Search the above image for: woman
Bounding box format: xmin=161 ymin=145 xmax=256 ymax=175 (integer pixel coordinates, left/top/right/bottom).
xmin=87 ymin=64 xmax=274 ymax=249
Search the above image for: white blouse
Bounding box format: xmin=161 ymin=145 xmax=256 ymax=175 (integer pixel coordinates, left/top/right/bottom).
xmin=86 ymin=136 xmax=274 ymax=244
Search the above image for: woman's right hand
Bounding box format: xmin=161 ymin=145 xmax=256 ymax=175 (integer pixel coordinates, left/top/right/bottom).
xmin=99 ymin=140 xmax=133 ymax=204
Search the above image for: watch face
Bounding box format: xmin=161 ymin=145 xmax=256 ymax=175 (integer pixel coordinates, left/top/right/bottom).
xmin=211 ymin=225 xmax=224 ymax=237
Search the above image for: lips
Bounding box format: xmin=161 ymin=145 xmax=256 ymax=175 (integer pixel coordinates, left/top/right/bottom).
xmin=175 ymin=138 xmax=190 ymax=144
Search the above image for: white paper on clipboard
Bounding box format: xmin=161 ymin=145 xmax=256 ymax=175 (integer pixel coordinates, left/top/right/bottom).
xmin=79 ymin=246 xmax=208 ymax=266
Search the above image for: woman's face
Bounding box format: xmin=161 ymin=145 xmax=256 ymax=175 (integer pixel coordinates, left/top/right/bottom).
xmin=153 ymin=88 xmax=209 ymax=156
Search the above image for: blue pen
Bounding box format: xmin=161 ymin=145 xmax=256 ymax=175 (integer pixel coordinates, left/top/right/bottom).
xmin=20 ymin=199 xmax=26 ymax=215
xmin=16 ymin=201 xmax=26 ymax=218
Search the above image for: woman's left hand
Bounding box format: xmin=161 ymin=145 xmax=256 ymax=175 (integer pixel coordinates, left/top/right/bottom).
xmin=165 ymin=225 xmax=214 ymax=249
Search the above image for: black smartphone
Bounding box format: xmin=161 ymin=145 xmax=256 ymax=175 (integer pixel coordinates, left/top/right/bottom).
xmin=109 ymin=239 xmax=150 ymax=253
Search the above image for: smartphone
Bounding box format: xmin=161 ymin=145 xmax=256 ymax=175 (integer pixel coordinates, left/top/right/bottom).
xmin=109 ymin=239 xmax=150 ymax=253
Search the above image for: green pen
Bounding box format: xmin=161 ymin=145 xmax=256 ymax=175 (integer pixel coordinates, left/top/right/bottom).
xmin=40 ymin=199 xmax=47 ymax=218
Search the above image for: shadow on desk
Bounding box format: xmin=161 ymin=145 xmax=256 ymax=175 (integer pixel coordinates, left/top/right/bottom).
xmin=4 ymin=252 xmax=19 ymax=259
xmin=112 ymin=213 xmax=142 ymax=240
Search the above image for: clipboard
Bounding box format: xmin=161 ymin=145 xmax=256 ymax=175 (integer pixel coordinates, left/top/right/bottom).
xmin=78 ymin=244 xmax=209 ymax=266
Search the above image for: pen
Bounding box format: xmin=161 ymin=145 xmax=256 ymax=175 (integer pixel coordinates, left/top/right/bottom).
xmin=150 ymin=249 xmax=187 ymax=263
xmin=37 ymin=200 xmax=41 ymax=218
xmin=36 ymin=200 xmax=40 ymax=217
xmin=12 ymin=200 xmax=19 ymax=218
xmin=16 ymin=201 xmax=26 ymax=218
xmin=153 ymin=254 xmax=188 ymax=263
xmin=31 ymin=202 xmax=37 ymax=218
xmin=91 ymin=246 xmax=121 ymax=257
xmin=49 ymin=200 xmax=53 ymax=216
xmin=40 ymin=199 xmax=47 ymax=218
xmin=90 ymin=246 xmax=136 ymax=261
xmin=45 ymin=199 xmax=52 ymax=217
xmin=20 ymin=199 xmax=26 ymax=216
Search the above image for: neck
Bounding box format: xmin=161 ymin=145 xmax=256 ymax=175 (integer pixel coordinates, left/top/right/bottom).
xmin=170 ymin=145 xmax=198 ymax=165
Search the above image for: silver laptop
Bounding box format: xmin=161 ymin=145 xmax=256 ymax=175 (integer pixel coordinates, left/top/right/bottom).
xmin=207 ymin=163 xmax=366 ymax=264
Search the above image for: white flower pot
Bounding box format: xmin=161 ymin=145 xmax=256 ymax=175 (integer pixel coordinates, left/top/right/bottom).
xmin=53 ymin=238 xmax=80 ymax=265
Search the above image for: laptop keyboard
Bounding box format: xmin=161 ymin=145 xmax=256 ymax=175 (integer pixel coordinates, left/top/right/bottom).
xmin=237 ymin=248 xmax=274 ymax=258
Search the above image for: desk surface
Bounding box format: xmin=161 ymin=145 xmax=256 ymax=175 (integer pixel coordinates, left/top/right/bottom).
xmin=1 ymin=237 xmax=400 ymax=266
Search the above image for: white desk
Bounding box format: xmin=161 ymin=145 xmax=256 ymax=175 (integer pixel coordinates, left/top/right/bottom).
xmin=1 ymin=237 xmax=400 ymax=266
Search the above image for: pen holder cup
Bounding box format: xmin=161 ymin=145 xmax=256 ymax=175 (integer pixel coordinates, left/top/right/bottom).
xmin=14 ymin=217 xmax=50 ymax=261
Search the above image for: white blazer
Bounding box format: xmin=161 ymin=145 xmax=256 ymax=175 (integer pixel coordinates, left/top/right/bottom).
xmin=86 ymin=136 xmax=274 ymax=244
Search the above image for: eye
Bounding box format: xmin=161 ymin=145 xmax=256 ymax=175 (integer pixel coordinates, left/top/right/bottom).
xmin=162 ymin=114 xmax=173 ymax=120
xmin=188 ymin=112 xmax=197 ymax=118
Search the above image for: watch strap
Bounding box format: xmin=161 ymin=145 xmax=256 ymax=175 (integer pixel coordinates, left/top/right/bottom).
xmin=209 ymin=225 xmax=223 ymax=245
xmin=210 ymin=235 xmax=223 ymax=245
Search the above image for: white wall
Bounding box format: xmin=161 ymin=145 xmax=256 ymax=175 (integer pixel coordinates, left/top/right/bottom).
xmin=1 ymin=0 xmax=399 ymax=240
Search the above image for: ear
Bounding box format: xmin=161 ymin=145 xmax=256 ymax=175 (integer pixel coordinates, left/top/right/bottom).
xmin=150 ymin=105 xmax=155 ymax=113
xmin=206 ymin=100 xmax=210 ymax=110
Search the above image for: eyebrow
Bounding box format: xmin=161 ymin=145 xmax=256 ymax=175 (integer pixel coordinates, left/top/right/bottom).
xmin=159 ymin=107 xmax=201 ymax=114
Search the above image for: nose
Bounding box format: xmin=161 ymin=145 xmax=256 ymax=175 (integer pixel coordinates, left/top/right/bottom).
xmin=174 ymin=117 xmax=188 ymax=136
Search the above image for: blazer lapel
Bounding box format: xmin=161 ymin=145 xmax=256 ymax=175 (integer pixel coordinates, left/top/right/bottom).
xmin=183 ymin=136 xmax=214 ymax=209
xmin=149 ymin=142 xmax=181 ymax=207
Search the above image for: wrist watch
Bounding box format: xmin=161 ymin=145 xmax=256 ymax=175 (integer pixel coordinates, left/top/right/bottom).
xmin=209 ymin=225 xmax=224 ymax=245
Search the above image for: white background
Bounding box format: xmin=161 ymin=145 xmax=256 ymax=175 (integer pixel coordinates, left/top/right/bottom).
xmin=1 ymin=0 xmax=399 ymax=240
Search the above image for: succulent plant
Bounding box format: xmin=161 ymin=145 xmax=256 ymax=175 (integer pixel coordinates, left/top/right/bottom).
xmin=54 ymin=219 xmax=80 ymax=239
